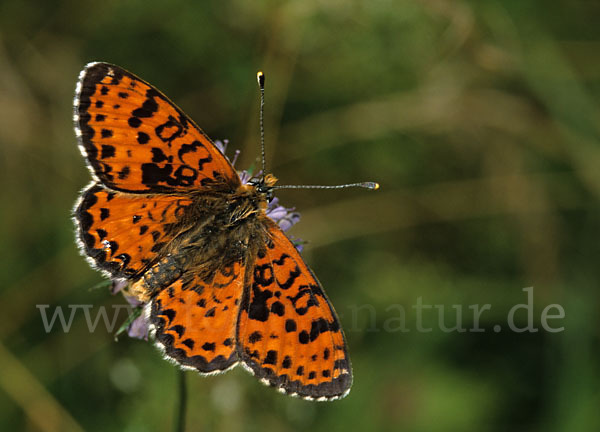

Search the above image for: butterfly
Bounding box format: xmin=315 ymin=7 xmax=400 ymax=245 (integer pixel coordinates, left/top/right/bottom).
xmin=72 ymin=62 xmax=375 ymax=401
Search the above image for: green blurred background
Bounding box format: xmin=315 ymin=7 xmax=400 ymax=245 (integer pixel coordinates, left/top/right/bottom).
xmin=1 ymin=0 xmax=599 ymax=431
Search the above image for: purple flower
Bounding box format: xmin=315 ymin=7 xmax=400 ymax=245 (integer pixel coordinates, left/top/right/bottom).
xmin=111 ymin=279 xmax=127 ymax=295
xmin=127 ymin=313 xmax=149 ymax=341
xmin=238 ymin=170 xmax=252 ymax=185
xmin=214 ymin=139 xmax=228 ymax=154
xmin=215 ymin=139 xmax=240 ymax=167
xmin=111 ymin=280 xmax=148 ymax=340
xmin=264 ymin=197 xmax=304 ymax=251
xmin=266 ymin=197 xmax=301 ymax=232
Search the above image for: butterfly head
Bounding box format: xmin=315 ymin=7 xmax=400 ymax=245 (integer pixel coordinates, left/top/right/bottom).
xmin=248 ymin=173 xmax=278 ymax=202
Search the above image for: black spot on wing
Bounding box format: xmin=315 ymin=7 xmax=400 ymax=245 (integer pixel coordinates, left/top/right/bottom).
xmin=137 ymin=131 xmax=150 ymax=144
xmin=169 ymin=325 xmax=185 ymax=338
xmin=128 ymin=116 xmax=142 ymax=128
xmin=285 ymin=319 xmax=297 ymax=332
xmin=99 ymin=208 xmax=109 ymax=220
xmin=263 ymin=350 xmax=277 ymax=366
xmin=100 ymin=144 xmax=115 ymax=159
xmin=202 ymin=342 xmax=216 ymax=352
xmin=182 ymin=339 xmax=194 ymax=350
xmin=117 ymin=165 xmax=130 ymax=180
xmin=248 ymin=331 xmax=262 ymax=343
xmin=131 ymin=89 xmax=159 ymax=119
xmin=248 ymin=283 xmax=273 ymax=322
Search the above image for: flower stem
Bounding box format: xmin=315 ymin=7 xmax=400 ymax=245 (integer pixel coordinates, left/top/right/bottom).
xmin=175 ymin=370 xmax=187 ymax=432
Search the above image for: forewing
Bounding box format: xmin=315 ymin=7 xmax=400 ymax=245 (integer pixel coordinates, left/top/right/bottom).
xmin=150 ymin=261 xmax=245 ymax=373
xmin=238 ymin=220 xmax=352 ymax=400
xmin=74 ymin=62 xmax=240 ymax=193
xmin=74 ymin=183 xmax=192 ymax=279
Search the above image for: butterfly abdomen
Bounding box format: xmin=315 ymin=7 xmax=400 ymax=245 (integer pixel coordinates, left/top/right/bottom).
xmin=135 ymin=254 xmax=187 ymax=298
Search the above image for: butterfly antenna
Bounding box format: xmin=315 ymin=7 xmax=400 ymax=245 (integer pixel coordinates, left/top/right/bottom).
xmin=256 ymin=71 xmax=379 ymax=193
xmin=273 ymin=182 xmax=379 ymax=191
xmin=257 ymin=71 xmax=266 ymax=181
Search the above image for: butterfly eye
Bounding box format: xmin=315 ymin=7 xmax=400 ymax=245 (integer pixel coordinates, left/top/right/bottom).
xmin=265 ymin=189 xmax=274 ymax=202
xmin=258 ymin=184 xmax=274 ymax=202
xmin=247 ymin=177 xmax=274 ymax=199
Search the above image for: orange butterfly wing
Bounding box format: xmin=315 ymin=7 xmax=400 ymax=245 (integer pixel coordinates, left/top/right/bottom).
xmin=150 ymin=262 xmax=245 ymax=373
xmin=74 ymin=62 xmax=240 ymax=193
xmin=238 ymin=219 xmax=352 ymax=400
xmin=74 ymin=183 xmax=193 ymax=279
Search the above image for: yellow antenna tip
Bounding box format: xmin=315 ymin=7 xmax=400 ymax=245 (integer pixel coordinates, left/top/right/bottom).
xmin=257 ymin=71 xmax=265 ymax=89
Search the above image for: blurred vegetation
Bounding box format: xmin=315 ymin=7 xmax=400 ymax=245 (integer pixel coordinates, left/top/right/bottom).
xmin=1 ymin=0 xmax=599 ymax=431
